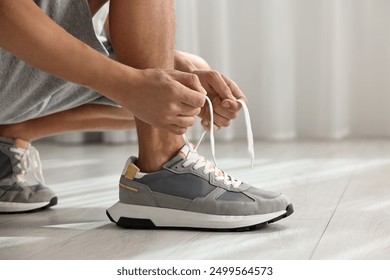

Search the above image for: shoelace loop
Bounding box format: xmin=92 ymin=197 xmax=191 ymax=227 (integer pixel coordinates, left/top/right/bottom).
xmin=182 ymin=96 xmax=255 ymax=188
xmin=9 ymin=145 xmax=46 ymax=185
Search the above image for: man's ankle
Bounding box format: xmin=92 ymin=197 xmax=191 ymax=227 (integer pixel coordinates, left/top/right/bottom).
xmin=136 ymin=136 xmax=185 ymax=173
xmin=136 ymin=148 xmax=182 ymax=173
xmin=14 ymin=138 xmax=31 ymax=149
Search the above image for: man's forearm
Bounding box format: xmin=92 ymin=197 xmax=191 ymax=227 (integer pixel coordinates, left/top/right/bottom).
xmin=0 ymin=0 xmax=208 ymax=133
xmin=0 ymin=0 xmax=136 ymax=102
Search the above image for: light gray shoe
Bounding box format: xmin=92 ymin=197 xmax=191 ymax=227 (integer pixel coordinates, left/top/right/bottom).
xmin=107 ymin=144 xmax=293 ymax=231
xmin=0 ymin=137 xmax=57 ymax=213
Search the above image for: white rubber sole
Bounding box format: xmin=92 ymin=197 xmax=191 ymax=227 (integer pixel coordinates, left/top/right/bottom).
xmin=107 ymin=202 xmax=288 ymax=230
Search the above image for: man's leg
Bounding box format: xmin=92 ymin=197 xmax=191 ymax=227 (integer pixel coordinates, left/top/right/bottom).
xmin=0 ymin=104 xmax=134 ymax=142
xmin=105 ymin=0 xmax=293 ymax=231
xmin=0 ymin=103 xmax=135 ymax=213
xmin=109 ymin=0 xmax=182 ymax=173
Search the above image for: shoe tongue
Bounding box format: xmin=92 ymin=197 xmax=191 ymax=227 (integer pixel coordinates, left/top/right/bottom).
xmin=177 ymin=144 xmax=199 ymax=159
xmin=177 ymin=144 xmax=189 ymax=157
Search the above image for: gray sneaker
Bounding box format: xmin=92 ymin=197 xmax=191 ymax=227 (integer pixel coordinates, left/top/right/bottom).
xmin=0 ymin=137 xmax=57 ymax=213
xmin=107 ymin=144 xmax=293 ymax=231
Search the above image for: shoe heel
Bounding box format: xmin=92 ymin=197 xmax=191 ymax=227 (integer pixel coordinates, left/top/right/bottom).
xmin=106 ymin=202 xmax=156 ymax=229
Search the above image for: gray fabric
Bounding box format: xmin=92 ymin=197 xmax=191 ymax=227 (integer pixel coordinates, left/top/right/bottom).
xmin=0 ymin=138 xmax=13 ymax=179
xmin=120 ymin=176 xmax=193 ymax=210
xmin=119 ymin=178 xmax=159 ymax=207
xmin=118 ymin=153 xmax=291 ymax=216
xmin=0 ymin=137 xmax=21 ymax=183
xmin=134 ymin=171 xmax=215 ymax=200
xmin=0 ymin=157 xmax=12 ymax=180
xmin=244 ymin=186 xmax=282 ymax=200
xmin=186 ymin=188 xmax=290 ymax=216
xmin=0 ymin=184 xmax=55 ymax=204
xmin=216 ymin=190 xmax=254 ymax=202
xmin=0 ymin=0 xmax=117 ymax=125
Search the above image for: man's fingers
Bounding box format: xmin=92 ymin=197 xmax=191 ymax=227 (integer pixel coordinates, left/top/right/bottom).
xmin=212 ymin=96 xmax=238 ymax=120
xmin=165 ymin=114 xmax=197 ymax=135
xmin=221 ymin=99 xmax=241 ymax=113
xmin=167 ymin=124 xmax=188 ymax=135
xmin=207 ymin=71 xmax=234 ymax=100
xmin=193 ymin=70 xmax=248 ymax=114
xmin=178 ymin=85 xmax=206 ymax=108
xmin=201 ymin=119 xmax=221 ymax=132
xmin=171 ymin=71 xmax=207 ymax=95
xmin=164 ymin=114 xmax=197 ymax=134
xmin=174 ymin=115 xmax=196 ymax=128
xmin=200 ymin=108 xmax=232 ymax=129
xmin=167 ymin=71 xmax=206 ymax=107
xmin=213 ymin=114 xmax=231 ymax=128
xmin=222 ymin=74 xmax=247 ymax=102
xmin=194 ymin=70 xmax=235 ymax=100
xmin=178 ymin=103 xmax=202 ymax=116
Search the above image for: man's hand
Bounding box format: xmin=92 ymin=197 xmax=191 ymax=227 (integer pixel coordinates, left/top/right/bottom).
xmin=193 ymin=70 xmax=248 ymax=131
xmin=117 ymin=69 xmax=206 ymax=135
xmin=174 ymin=51 xmax=248 ymax=131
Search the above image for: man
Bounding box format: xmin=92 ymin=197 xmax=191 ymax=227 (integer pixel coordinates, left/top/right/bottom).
xmin=0 ymin=0 xmax=293 ymax=230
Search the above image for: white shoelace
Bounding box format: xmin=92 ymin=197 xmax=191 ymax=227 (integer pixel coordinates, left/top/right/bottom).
xmin=9 ymin=145 xmax=46 ymax=185
xmin=182 ymin=96 xmax=255 ymax=189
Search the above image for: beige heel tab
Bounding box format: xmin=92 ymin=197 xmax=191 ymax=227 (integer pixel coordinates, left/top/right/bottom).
xmin=124 ymin=163 xmax=140 ymax=180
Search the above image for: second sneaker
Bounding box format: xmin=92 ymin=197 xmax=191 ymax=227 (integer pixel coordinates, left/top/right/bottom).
xmin=0 ymin=137 xmax=57 ymax=213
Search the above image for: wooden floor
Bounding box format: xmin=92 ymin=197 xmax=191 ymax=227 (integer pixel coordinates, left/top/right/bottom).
xmin=0 ymin=139 xmax=389 ymax=260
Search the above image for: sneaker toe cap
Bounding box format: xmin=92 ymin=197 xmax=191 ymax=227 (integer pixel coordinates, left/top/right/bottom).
xmin=245 ymin=187 xmax=291 ymax=213
xmin=1 ymin=184 xmax=57 ymax=203
xmin=29 ymin=184 xmax=57 ymax=203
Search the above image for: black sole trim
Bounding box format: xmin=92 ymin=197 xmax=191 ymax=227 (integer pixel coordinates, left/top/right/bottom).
xmin=106 ymin=203 xmax=294 ymax=232
xmin=0 ymin=197 xmax=58 ymax=214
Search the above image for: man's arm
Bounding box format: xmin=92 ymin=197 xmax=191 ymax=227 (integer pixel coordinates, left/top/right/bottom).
xmin=0 ymin=0 xmax=205 ymax=134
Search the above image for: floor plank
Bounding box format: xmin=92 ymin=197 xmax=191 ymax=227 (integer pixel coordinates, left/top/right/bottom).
xmin=312 ymin=140 xmax=390 ymax=259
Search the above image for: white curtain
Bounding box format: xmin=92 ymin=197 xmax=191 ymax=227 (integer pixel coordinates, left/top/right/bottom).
xmin=55 ymin=0 xmax=390 ymax=143
xmin=177 ymin=0 xmax=390 ymax=140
